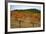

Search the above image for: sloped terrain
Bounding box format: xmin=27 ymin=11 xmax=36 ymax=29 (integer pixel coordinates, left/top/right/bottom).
xmin=10 ymin=9 xmax=41 ymax=28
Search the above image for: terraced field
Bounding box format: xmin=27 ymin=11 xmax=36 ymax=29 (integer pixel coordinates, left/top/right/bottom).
xmin=10 ymin=9 xmax=41 ymax=28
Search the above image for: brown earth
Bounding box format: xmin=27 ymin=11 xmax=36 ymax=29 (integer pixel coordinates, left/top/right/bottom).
xmin=10 ymin=11 xmax=41 ymax=28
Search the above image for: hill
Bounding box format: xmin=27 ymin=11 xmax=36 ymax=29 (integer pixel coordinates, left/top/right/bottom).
xmin=11 ymin=9 xmax=41 ymax=13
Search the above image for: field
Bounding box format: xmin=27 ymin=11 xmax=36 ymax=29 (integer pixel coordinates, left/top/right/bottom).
xmin=10 ymin=9 xmax=41 ymax=28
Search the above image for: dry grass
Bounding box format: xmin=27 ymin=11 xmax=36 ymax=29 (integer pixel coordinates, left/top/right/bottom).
xmin=10 ymin=11 xmax=41 ymax=28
